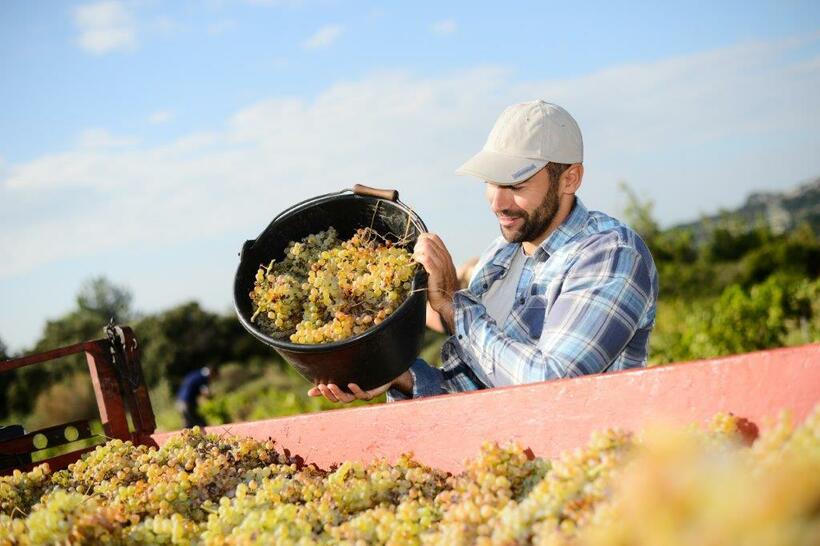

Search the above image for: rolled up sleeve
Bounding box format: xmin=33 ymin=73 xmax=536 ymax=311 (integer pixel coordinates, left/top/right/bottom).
xmin=386 ymin=358 xmax=446 ymax=401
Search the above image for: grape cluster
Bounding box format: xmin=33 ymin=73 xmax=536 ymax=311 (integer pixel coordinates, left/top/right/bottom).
xmin=250 ymin=227 xmax=417 ymax=344
xmin=1 ymin=407 xmax=817 ymax=545
xmin=0 ymin=463 xmax=51 ymax=517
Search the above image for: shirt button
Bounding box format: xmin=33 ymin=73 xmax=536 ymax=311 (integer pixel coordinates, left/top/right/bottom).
xmin=458 ymin=335 xmax=463 ymax=340
xmin=519 ymin=298 xmax=525 ymax=304
xmin=483 ymin=283 xmax=488 ymax=289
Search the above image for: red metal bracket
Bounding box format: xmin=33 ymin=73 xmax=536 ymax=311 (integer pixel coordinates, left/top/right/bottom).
xmin=0 ymin=326 xmax=156 ymax=474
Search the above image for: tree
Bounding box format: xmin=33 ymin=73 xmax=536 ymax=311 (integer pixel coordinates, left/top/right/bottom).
xmin=739 ymin=223 xmax=820 ymax=286
xmin=32 ymin=277 xmax=133 ymax=352
xmin=618 ymin=181 xmax=660 ymax=245
xmin=1 ymin=277 xmax=134 ymax=419
xmin=137 ymin=302 xmax=235 ymax=389
xmin=77 ymin=276 xmax=134 ymax=323
xmin=0 ymin=336 xmax=14 ymax=419
xmin=618 ymin=181 xmax=699 ymax=269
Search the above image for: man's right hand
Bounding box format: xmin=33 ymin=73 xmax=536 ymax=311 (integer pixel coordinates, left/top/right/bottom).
xmin=307 ymin=370 xmax=413 ymax=403
xmin=413 ymin=233 xmax=458 ymax=333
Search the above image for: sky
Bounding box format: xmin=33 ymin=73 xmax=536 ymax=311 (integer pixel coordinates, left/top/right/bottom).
xmin=1 ymin=0 xmax=819 ymax=353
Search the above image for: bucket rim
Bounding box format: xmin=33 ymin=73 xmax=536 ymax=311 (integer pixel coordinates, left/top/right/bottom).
xmin=233 ymin=189 xmax=428 ymax=353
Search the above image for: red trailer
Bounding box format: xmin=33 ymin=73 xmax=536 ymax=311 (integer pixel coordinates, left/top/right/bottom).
xmin=1 ymin=327 xmax=818 ymax=474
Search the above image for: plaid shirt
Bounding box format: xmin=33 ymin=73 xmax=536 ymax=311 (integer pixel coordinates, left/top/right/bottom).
xmin=389 ymin=198 xmax=659 ymax=401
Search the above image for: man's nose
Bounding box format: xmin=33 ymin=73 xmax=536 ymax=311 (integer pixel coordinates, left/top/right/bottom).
xmin=489 ymin=186 xmax=512 ymax=212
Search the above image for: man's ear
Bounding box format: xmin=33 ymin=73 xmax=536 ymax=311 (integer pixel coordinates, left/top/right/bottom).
xmin=560 ymin=164 xmax=584 ymax=195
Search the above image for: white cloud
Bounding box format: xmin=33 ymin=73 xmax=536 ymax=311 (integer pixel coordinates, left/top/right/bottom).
xmin=302 ymin=24 xmax=344 ymax=49
xmin=2 ymin=36 xmax=819 ymax=281
xmin=152 ymin=16 xmax=177 ymax=34
xmin=208 ymin=19 xmax=238 ymax=35
xmin=148 ymin=110 xmax=174 ymax=124
xmin=247 ymin=0 xmax=305 ymax=6
xmin=77 ymin=128 xmax=139 ymax=149
xmin=73 ymin=1 xmax=137 ymax=54
xmin=432 ymin=19 xmax=457 ymax=35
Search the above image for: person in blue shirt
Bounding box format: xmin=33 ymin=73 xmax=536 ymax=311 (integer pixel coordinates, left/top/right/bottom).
xmin=309 ymin=100 xmax=659 ymax=403
xmin=176 ymin=366 xmax=218 ymax=428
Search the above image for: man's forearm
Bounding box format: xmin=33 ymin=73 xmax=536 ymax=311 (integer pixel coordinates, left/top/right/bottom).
xmin=390 ymin=370 xmax=414 ymax=396
xmin=437 ymin=301 xmax=455 ymax=335
xmin=386 ymin=359 xmax=448 ymax=401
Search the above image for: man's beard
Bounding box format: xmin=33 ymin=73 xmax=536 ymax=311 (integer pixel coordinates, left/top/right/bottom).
xmin=497 ymin=181 xmax=560 ymax=244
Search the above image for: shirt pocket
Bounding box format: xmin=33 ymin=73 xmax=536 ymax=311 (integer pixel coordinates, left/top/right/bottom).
xmin=517 ymin=295 xmax=550 ymax=340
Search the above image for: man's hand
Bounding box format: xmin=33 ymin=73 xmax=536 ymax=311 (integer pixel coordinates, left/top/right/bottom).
xmin=413 ymin=233 xmax=458 ymax=333
xmin=307 ymin=370 xmax=413 ymax=403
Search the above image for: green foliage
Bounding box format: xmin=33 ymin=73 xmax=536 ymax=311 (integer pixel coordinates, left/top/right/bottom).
xmin=618 ymin=181 xmax=699 ymax=265
xmin=705 ymin=222 xmax=772 ymax=262
xmin=0 ymin=337 xmax=12 ymax=420
xmin=418 ymin=330 xmax=448 ymax=367
xmin=650 ymin=274 xmax=819 ymax=364
xmin=25 ymin=373 xmax=98 ymax=431
xmin=76 ymin=276 xmax=134 ymax=323
xmin=616 ymin=181 xmax=820 ymax=365
xmin=703 ymin=274 xmax=795 ymax=355
xmin=0 ymin=278 xmax=134 ymax=419
xmin=738 ymin=223 xmax=820 ymax=285
xmin=650 ymin=228 xmax=698 ymax=264
xmin=198 ymin=361 xmax=375 ymax=426
xmin=655 ymin=228 xmax=819 ymax=300
xmin=618 ymin=181 xmax=660 ymax=245
xmin=700 ymin=273 xmax=820 ymax=355
xmin=135 ymin=301 xmax=273 ymax=391
xmin=147 ymin=379 xmax=184 ymax=432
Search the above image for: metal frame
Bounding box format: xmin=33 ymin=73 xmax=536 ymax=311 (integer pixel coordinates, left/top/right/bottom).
xmin=0 ymin=326 xmax=156 ymax=474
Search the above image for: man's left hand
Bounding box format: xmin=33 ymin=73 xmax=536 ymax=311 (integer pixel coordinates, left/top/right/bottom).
xmin=307 ymin=370 xmax=412 ymax=403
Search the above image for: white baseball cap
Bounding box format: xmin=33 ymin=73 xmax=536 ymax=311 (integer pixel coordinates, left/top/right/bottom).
xmin=456 ymin=100 xmax=583 ymax=186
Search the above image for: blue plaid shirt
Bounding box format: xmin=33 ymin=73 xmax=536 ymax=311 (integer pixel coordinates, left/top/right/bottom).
xmin=389 ymin=198 xmax=659 ymax=400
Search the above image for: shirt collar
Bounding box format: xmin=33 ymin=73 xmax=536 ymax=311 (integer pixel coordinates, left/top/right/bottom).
xmin=533 ymin=197 xmax=589 ymax=260
xmin=479 ymin=197 xmax=589 ymax=282
xmin=490 ymin=240 xmax=519 ymax=269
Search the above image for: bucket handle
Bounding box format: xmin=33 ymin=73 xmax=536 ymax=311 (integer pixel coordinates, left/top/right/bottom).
xmin=350 ymin=185 xmax=428 ymax=236
xmin=352 ymin=184 xmax=398 ymax=202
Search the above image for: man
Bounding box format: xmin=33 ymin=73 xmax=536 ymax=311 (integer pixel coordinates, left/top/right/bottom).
xmin=309 ymin=100 xmax=658 ymax=403
xmin=176 ymin=365 xmax=218 ymax=428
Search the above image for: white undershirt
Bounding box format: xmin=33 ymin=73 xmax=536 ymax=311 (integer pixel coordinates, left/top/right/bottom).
xmin=480 ymin=245 xmax=528 ymax=331
xmin=475 ymin=246 xmax=528 ymax=387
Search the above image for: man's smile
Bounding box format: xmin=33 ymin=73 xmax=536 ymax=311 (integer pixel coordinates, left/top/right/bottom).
xmin=497 ymin=214 xmax=524 ymax=228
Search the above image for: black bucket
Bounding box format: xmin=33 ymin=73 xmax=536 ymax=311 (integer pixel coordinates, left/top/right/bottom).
xmin=234 ymin=185 xmax=428 ymax=391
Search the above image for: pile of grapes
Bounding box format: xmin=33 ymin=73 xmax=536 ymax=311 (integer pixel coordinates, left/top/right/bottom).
xmin=2 ymin=407 xmax=818 ymax=545
xmin=250 ymin=227 xmax=417 ymax=344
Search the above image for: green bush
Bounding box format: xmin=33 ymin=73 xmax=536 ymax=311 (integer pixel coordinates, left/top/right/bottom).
xmin=706 ymin=224 xmax=770 ymax=262
xmin=199 ymin=365 xmax=374 ymax=425
xmin=650 ymin=274 xmax=819 ymax=364
xmin=739 ymin=224 xmax=820 ymax=285
xmin=26 ymin=373 xmax=98 ymax=431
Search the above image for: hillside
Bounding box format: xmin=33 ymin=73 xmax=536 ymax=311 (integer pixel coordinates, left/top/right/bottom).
xmin=673 ymin=177 xmax=820 ymax=240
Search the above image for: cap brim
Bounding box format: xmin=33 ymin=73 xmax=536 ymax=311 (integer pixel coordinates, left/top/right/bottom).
xmin=455 ymin=150 xmax=547 ymax=185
